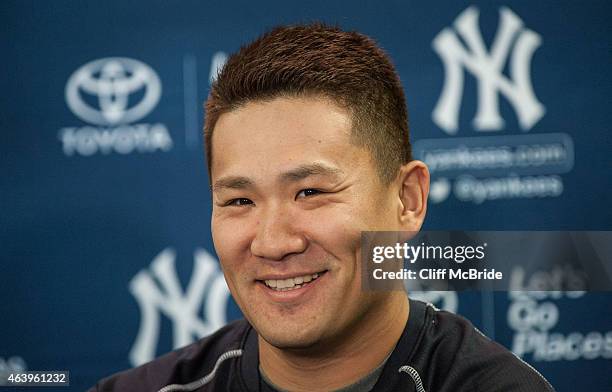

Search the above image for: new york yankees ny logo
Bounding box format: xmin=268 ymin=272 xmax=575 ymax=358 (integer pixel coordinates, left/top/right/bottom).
xmin=128 ymin=248 xmax=230 ymax=366
xmin=432 ymin=6 xmax=545 ymax=134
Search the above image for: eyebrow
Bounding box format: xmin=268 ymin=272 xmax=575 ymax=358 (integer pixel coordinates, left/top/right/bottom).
xmin=212 ymin=163 xmax=344 ymax=192
xmin=280 ymin=163 xmax=344 ymax=182
xmin=212 ymin=176 xmax=254 ymax=192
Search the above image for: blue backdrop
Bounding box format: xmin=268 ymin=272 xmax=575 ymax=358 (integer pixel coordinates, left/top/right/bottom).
xmin=2 ymin=1 xmax=611 ymax=390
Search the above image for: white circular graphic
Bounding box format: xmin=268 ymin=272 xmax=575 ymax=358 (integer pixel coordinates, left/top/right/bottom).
xmin=429 ymin=177 xmax=451 ymax=203
xmin=65 ymin=57 xmax=161 ymax=126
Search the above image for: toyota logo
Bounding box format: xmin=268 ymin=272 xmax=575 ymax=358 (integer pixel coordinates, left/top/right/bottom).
xmin=65 ymin=57 xmax=161 ymax=126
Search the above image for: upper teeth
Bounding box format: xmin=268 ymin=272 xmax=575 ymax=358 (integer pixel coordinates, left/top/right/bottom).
xmin=264 ymin=273 xmax=320 ymax=290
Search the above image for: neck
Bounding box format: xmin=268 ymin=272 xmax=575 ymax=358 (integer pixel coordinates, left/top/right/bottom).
xmin=258 ymin=292 xmax=409 ymax=391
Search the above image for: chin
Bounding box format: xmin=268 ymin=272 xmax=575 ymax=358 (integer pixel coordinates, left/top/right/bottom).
xmin=258 ymin=322 xmax=325 ymax=350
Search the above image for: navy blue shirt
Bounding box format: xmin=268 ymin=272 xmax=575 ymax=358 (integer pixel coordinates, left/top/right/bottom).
xmin=90 ymin=299 xmax=555 ymax=392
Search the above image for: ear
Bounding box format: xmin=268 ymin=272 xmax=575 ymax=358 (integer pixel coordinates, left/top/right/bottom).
xmin=396 ymin=160 xmax=430 ymax=232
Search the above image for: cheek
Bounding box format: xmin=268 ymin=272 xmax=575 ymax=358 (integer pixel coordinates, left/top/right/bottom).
xmin=211 ymin=216 xmax=253 ymax=276
xmin=304 ymin=206 xmax=364 ymax=264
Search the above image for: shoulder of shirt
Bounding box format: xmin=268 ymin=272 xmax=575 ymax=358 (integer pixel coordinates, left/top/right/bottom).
xmin=87 ymin=318 xmax=251 ymax=392
xmin=418 ymin=302 xmax=555 ymax=392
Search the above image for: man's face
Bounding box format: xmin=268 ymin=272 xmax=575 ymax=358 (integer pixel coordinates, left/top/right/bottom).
xmin=210 ymin=96 xmax=400 ymax=349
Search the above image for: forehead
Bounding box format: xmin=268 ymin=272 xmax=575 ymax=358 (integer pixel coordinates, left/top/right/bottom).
xmin=210 ymin=96 xmax=367 ymax=180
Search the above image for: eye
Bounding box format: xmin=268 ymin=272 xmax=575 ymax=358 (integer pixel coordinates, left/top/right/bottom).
xmin=296 ymin=189 xmax=322 ymax=199
xmin=225 ymin=198 xmax=253 ymax=206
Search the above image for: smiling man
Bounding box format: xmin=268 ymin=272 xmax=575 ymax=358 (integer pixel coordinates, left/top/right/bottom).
xmin=90 ymin=24 xmax=554 ymax=392
xmin=209 ymin=95 xmax=416 ymax=391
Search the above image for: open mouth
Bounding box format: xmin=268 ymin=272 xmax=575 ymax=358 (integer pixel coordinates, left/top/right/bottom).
xmin=259 ymin=271 xmax=327 ymax=292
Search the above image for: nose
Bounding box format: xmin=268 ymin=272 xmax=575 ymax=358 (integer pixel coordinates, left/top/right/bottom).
xmin=250 ymin=205 xmax=307 ymax=261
